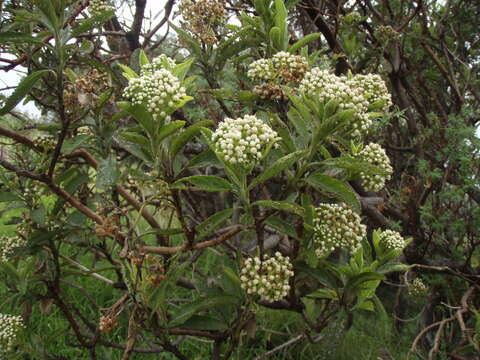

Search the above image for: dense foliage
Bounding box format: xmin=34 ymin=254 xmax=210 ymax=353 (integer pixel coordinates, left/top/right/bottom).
xmin=0 ymin=0 xmax=478 ymax=359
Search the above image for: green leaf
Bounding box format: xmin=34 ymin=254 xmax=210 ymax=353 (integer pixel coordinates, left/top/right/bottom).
xmin=96 ymin=155 xmax=119 ymax=191
xmin=70 ymin=11 xmax=114 ymax=38
xmin=117 ymin=63 xmax=139 ymax=80
xmin=249 ymin=151 xmax=305 ymax=189
xmin=117 ymin=102 xmax=154 ymax=136
xmin=265 ymin=215 xmax=297 ymax=238
xmin=376 ymin=263 xmax=412 ymax=274
xmin=0 ymin=32 xmax=51 ymax=47
xmin=179 ymin=315 xmax=228 ymax=331
xmin=168 ymin=295 xmax=239 ymax=327
xmin=158 ymin=121 xmax=186 ymax=142
xmin=304 ymin=171 xmax=360 ymax=212
xmin=269 ymin=26 xmax=283 ymax=50
xmin=195 ymin=208 xmax=235 ymax=240
xmin=307 ymin=288 xmax=339 ymax=300
xmin=173 ymin=58 xmax=195 ymax=81
xmin=0 ymin=70 xmax=49 ymax=116
xmin=289 ymin=33 xmax=321 ymax=53
xmin=30 ymin=205 xmax=46 ymax=226
xmin=170 ymin=120 xmax=213 ymax=158
xmin=120 ymin=132 xmax=150 ymax=148
xmin=253 ymin=200 xmax=304 ymax=216
xmin=345 ymin=272 xmax=384 ymax=293
xmin=0 ymin=192 xmax=21 ymax=202
xmin=172 ymin=175 xmax=233 ymax=192
xmin=138 ymin=50 xmax=150 ymax=67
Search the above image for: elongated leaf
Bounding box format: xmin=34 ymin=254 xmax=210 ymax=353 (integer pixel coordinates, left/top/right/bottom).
xmin=120 ymin=132 xmax=150 ymax=147
xmin=0 ymin=32 xmax=50 ymax=47
xmin=170 ymin=120 xmax=213 ymax=158
xmin=307 ymin=288 xmax=339 ymax=300
xmin=179 ymin=315 xmax=228 ymax=331
xmin=158 ymin=121 xmax=185 ymax=142
xmin=289 ymin=33 xmax=321 ymax=53
xmin=304 ymin=172 xmax=360 ymax=212
xmin=172 ymin=175 xmax=233 ymax=192
xmin=195 ymin=208 xmax=235 ymax=239
xmin=345 ymin=272 xmax=384 ymax=293
xmin=249 ymin=151 xmax=304 ymax=189
xmin=117 ymin=102 xmax=154 ymax=136
xmin=0 ymin=70 xmax=49 ymax=116
xmin=173 ymin=58 xmax=195 ymax=81
xmin=0 ymin=192 xmax=21 ymax=202
xmin=265 ymin=215 xmax=297 ymax=238
xmin=168 ymin=295 xmax=239 ymax=327
xmin=253 ymin=200 xmax=304 ymax=216
xmin=117 ymin=63 xmax=139 ymax=80
xmin=138 ymin=50 xmax=150 ymax=67
xmin=71 ymin=11 xmax=114 ymax=37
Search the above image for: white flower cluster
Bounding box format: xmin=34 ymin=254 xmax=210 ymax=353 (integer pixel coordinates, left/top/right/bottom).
xmin=299 ymin=68 xmax=371 ymax=136
xmin=212 ymin=115 xmax=279 ymax=166
xmin=0 ymin=236 xmax=26 ymax=263
xmin=351 ymin=74 xmax=392 ymax=112
xmin=313 ymin=203 xmax=366 ymax=257
xmin=271 ymin=51 xmax=309 ymax=82
xmin=0 ymin=314 xmax=24 ymax=352
xmin=247 ymin=59 xmax=274 ymax=82
xmin=378 ymin=229 xmax=406 ymax=251
xmin=240 ymin=252 xmax=294 ymax=302
xmin=357 ymin=143 xmax=393 ymax=192
xmin=408 ymin=278 xmax=428 ymax=297
xmin=247 ymin=52 xmax=308 ymax=83
xmin=140 ymin=55 xmax=176 ymax=75
xmin=88 ymin=0 xmax=113 ymax=15
xmin=123 ymin=68 xmax=186 ymax=121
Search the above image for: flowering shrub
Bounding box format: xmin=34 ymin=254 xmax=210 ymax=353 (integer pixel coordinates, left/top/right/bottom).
xmin=0 ymin=0 xmax=428 ymax=358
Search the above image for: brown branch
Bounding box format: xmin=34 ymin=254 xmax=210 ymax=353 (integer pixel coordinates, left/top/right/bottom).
xmin=138 ymin=225 xmax=244 ymax=254
xmin=0 ymin=126 xmax=42 ymax=151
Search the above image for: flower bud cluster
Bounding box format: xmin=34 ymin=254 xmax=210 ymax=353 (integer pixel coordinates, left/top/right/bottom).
xmin=376 ymin=25 xmax=400 ymax=44
xmin=140 ymin=55 xmax=176 ymax=75
xmin=378 ymin=229 xmax=406 ymax=251
xmin=123 ymin=67 xmax=186 ymax=121
xmin=299 ymin=68 xmax=371 ymax=136
xmin=253 ymin=83 xmax=288 ymax=101
xmin=35 ymin=134 xmax=56 ymax=152
xmin=212 ymin=115 xmax=279 ymax=166
xmin=357 ymin=143 xmax=393 ymax=192
xmin=341 ymin=11 xmax=362 ymax=25
xmin=271 ymin=51 xmax=309 ymax=82
xmin=179 ymin=0 xmax=226 ymax=44
xmin=408 ymin=278 xmax=428 ymax=297
xmin=313 ymin=203 xmax=366 ymax=257
xmin=99 ymin=314 xmax=118 ymax=333
xmin=240 ymin=252 xmax=294 ymax=302
xmin=350 ymin=74 xmax=392 ymax=112
xmin=248 ymin=52 xmax=309 ymax=100
xmin=247 ymin=59 xmax=274 ymax=82
xmin=0 ymin=236 xmax=26 ymax=263
xmin=0 ymin=314 xmax=24 ymax=352
xmin=88 ymin=0 xmax=113 ymax=15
